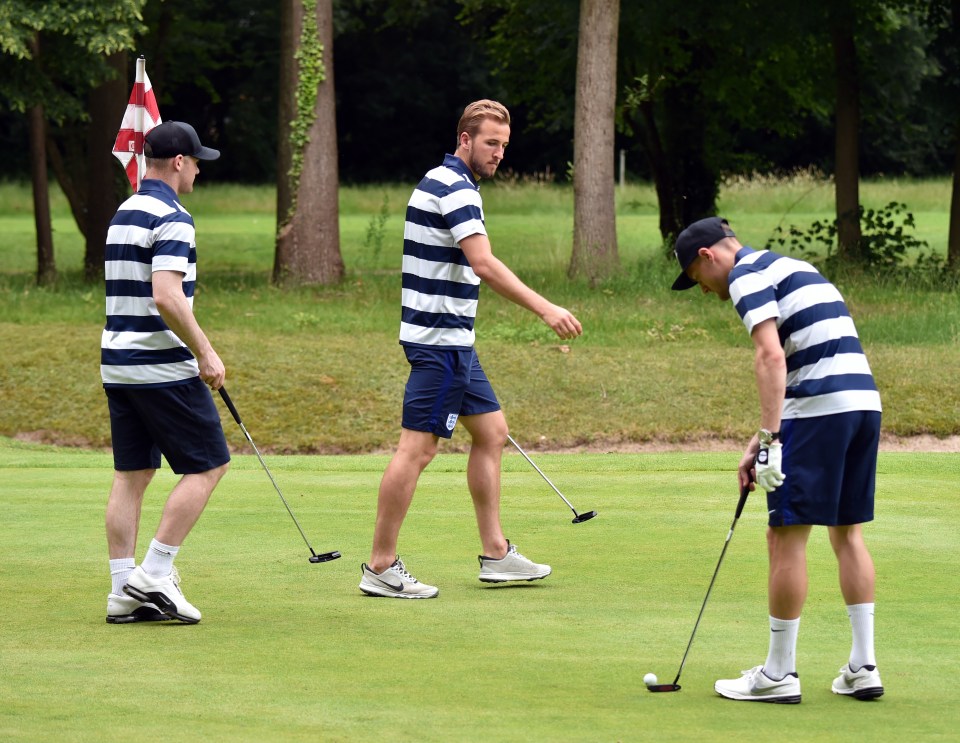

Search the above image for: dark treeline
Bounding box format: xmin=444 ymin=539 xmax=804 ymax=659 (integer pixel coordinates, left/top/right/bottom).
xmin=0 ymin=0 xmax=954 ymax=185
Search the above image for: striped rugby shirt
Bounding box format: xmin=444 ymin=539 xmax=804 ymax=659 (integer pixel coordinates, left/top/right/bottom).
xmin=100 ymin=179 xmax=200 ymax=388
xmin=729 ymin=247 xmax=882 ymax=419
xmin=400 ymin=154 xmax=486 ymax=349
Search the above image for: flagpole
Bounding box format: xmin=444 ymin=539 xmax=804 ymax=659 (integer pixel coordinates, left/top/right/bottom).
xmin=134 ymin=56 xmax=146 ymax=191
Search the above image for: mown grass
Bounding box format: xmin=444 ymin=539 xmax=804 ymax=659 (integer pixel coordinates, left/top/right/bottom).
xmin=1 ymin=441 xmax=958 ymax=742
xmin=0 ymin=177 xmax=957 ymax=451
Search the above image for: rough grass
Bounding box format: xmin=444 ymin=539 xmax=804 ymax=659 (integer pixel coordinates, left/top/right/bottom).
xmin=0 ymin=177 xmax=958 ymax=452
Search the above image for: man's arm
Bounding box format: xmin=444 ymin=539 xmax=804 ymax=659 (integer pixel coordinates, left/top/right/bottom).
xmin=459 ymin=233 xmax=582 ymax=340
xmin=153 ymin=269 xmax=225 ymax=389
xmin=752 ymin=318 xmax=786 ymax=431
xmin=739 ymin=317 xmax=787 ymax=489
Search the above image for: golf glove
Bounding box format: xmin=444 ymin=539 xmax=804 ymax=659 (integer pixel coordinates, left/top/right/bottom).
xmin=756 ymin=443 xmax=785 ymax=492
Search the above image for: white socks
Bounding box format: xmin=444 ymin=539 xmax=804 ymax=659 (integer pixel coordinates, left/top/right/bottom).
xmin=847 ymin=602 xmax=877 ymax=670
xmin=140 ymin=539 xmax=180 ymax=577
xmin=109 ymin=557 xmax=136 ymax=595
xmin=764 ymin=615 xmax=800 ymax=680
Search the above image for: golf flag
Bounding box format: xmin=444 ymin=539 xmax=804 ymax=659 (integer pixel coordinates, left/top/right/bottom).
xmin=112 ymin=56 xmax=161 ymax=192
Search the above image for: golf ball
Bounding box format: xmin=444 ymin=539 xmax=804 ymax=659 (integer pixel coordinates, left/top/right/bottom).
xmin=644 ymin=673 xmax=658 ymax=686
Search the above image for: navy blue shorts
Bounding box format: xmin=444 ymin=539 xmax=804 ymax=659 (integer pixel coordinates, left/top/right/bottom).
xmin=400 ymin=347 xmax=501 ymax=438
xmin=767 ymin=410 xmax=881 ymax=527
xmin=106 ymin=378 xmax=231 ymax=475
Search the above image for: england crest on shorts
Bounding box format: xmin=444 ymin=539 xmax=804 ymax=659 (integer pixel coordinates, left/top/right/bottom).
xmin=446 ymin=413 xmax=459 ymax=431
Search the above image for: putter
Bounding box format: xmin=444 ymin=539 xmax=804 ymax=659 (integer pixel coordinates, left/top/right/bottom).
xmin=218 ymin=387 xmax=341 ymax=564
xmin=506 ymin=434 xmax=597 ymax=524
xmin=647 ymin=478 xmax=752 ymax=693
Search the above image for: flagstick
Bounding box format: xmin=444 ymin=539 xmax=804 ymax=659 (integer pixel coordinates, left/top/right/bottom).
xmin=134 ymin=56 xmax=146 ymax=191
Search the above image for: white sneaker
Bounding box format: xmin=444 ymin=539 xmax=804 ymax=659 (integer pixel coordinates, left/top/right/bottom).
xmin=359 ymin=557 xmax=439 ymax=599
xmin=715 ymin=665 xmax=802 ymax=703
xmin=478 ymin=542 xmax=551 ymax=583
xmin=106 ymin=593 xmax=171 ymax=624
xmin=832 ymin=664 xmax=884 ymax=700
xmin=123 ymin=565 xmax=201 ymax=623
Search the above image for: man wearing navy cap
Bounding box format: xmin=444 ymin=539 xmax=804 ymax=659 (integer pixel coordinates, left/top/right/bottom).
xmin=672 ymin=218 xmax=885 ymax=704
xmin=101 ymin=121 xmax=228 ymax=625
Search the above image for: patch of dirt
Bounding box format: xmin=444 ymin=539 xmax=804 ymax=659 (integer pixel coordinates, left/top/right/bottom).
xmin=518 ymin=434 xmax=960 ymax=454
xmin=10 ymin=431 xmax=959 ymax=454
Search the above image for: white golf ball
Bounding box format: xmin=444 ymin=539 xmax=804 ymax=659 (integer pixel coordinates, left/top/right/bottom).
xmin=644 ymin=672 xmax=658 ymax=686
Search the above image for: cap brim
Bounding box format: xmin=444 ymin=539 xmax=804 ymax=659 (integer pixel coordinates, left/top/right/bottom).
xmin=671 ymin=272 xmax=697 ymax=291
xmin=195 ymin=146 xmax=220 ymax=161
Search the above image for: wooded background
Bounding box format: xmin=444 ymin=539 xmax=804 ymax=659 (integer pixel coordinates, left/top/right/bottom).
xmin=2 ymin=0 xmax=959 ymax=285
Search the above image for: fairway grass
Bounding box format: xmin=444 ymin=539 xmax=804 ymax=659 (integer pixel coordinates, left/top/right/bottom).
xmin=2 ymin=440 xmax=957 ymax=742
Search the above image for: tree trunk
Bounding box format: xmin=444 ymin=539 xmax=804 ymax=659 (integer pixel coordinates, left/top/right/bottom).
xmin=831 ymin=5 xmax=862 ymax=261
xmin=274 ymin=0 xmax=344 ymax=286
xmin=84 ymin=51 xmax=129 ymax=282
xmin=28 ymin=34 xmax=56 ymax=287
xmin=636 ymin=99 xmax=681 ymax=248
xmin=276 ymin=0 xmax=296 ymax=226
xmin=568 ymin=0 xmax=620 ymax=285
xmin=949 ymin=0 xmax=960 ymax=273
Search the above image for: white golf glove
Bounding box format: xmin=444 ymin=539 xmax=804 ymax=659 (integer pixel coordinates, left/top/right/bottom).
xmin=756 ymin=443 xmax=785 ymax=492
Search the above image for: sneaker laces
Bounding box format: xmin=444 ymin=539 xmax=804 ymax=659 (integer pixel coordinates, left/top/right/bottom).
xmin=168 ymin=565 xmax=184 ymax=595
xmin=391 ymin=558 xmax=418 ymax=584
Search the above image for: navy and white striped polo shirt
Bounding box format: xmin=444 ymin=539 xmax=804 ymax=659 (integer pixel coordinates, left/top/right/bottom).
xmin=399 ymin=154 xmax=486 ymax=349
xmin=729 ymin=247 xmax=882 ymax=419
xmin=100 ymin=179 xmax=200 ymax=388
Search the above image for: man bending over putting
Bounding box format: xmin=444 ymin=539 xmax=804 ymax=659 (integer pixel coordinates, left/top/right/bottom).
xmin=671 ymin=217 xmax=884 ymax=703
xmin=360 ymin=99 xmax=582 ymax=598
xmin=102 ymin=121 xmax=230 ymax=624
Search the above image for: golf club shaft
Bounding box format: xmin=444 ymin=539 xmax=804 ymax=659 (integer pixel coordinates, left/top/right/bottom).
xmin=672 ymin=481 xmax=751 ymax=686
xmin=218 ymin=387 xmax=318 ymax=557
xmin=506 ymin=434 xmax=579 ymax=514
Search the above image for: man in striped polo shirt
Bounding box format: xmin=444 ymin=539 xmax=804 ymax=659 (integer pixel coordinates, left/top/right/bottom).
xmin=101 ymin=121 xmax=229 ymax=625
xmin=360 ymin=100 xmax=583 ymax=599
xmin=672 ymin=217 xmax=884 ymax=704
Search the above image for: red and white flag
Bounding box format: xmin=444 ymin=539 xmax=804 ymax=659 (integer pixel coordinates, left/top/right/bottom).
xmin=112 ymin=56 xmax=161 ymax=192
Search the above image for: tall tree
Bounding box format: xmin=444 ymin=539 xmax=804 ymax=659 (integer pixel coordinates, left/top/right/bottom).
xmin=26 ymin=33 xmax=55 ymax=286
xmin=831 ymin=0 xmax=864 ymax=261
xmin=948 ymin=0 xmax=960 ymax=271
xmin=0 ymin=0 xmax=145 ymax=284
xmin=569 ymin=0 xmax=620 ymax=284
xmin=83 ymin=52 xmax=129 ymax=281
xmin=274 ymin=0 xmax=343 ymax=286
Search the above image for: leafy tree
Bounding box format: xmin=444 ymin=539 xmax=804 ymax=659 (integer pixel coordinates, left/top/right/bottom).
xmin=0 ymin=0 xmax=144 ymax=284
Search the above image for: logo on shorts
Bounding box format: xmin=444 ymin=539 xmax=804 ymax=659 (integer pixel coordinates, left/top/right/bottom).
xmin=446 ymin=413 xmax=459 ymax=431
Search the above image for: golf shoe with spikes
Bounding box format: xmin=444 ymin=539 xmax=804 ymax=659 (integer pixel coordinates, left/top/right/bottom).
xmin=106 ymin=593 xmax=171 ymax=624
xmin=715 ymin=665 xmax=802 ymax=703
xmin=123 ymin=565 xmax=201 ymax=623
xmin=359 ymin=557 xmax=439 ymax=599
xmin=832 ymin=664 xmax=884 ymax=700
xmin=478 ymin=542 xmax=551 ymax=583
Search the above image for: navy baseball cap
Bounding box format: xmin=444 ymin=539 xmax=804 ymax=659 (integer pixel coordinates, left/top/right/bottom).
xmin=671 ymin=217 xmax=735 ymax=290
xmin=144 ymin=121 xmax=220 ymax=161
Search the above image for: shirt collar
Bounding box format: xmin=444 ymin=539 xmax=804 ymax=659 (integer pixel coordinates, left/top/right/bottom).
xmin=443 ymin=154 xmax=478 ymax=187
xmin=734 ymin=246 xmax=755 ymax=263
xmin=136 ymin=179 xmax=181 ymax=204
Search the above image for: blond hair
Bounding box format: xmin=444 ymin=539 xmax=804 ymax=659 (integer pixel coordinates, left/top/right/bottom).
xmin=456 ymin=100 xmax=510 ymax=142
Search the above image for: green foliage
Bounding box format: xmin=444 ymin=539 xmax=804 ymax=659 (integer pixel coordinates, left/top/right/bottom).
xmin=362 ymin=192 xmax=390 ymax=261
xmin=282 ymin=0 xmax=326 ymax=226
xmin=766 ymin=201 xmax=950 ymax=284
xmin=0 ymin=0 xmax=145 ymax=122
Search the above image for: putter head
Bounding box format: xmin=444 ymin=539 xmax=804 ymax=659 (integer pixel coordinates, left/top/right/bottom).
xmin=572 ymin=510 xmax=598 ymax=524
xmin=646 ymin=683 xmax=681 ymax=693
xmin=309 ymin=551 xmax=342 ymax=563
